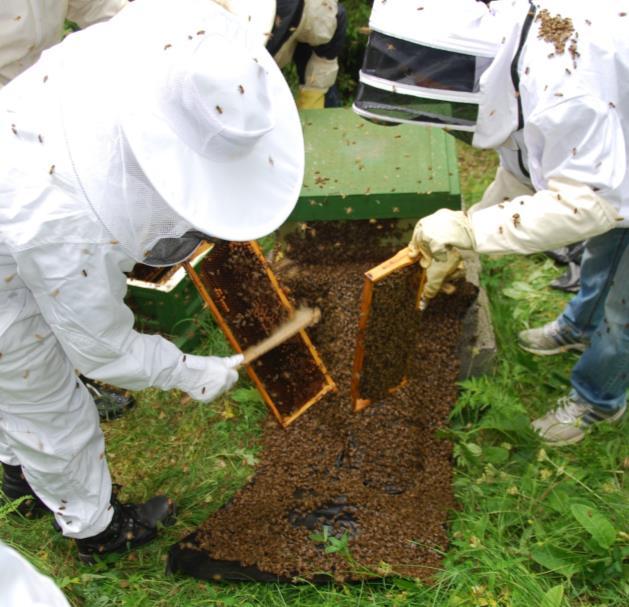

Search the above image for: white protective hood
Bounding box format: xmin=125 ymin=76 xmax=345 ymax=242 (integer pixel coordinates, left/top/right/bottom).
xmin=353 ymin=0 xmax=517 ymax=135
xmin=369 ymin=0 xmax=503 ymax=58
xmin=475 ymin=0 xmax=629 ymax=225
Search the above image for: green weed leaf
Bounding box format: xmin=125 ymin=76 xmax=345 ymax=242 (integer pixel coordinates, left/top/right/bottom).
xmin=464 ymin=442 xmax=482 ymax=458
xmin=482 ymin=446 xmax=510 ymax=464
xmin=570 ymin=504 xmax=617 ymax=549
xmin=540 ymin=584 xmax=564 ymax=607
xmin=530 ymin=545 xmax=579 ymax=578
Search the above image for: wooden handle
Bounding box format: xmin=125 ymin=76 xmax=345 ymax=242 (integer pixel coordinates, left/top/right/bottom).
xmin=241 ymin=307 xmax=321 ymax=367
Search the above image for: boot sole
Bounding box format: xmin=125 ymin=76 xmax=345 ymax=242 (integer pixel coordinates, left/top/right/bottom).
xmin=78 ymin=530 xmax=158 ymax=564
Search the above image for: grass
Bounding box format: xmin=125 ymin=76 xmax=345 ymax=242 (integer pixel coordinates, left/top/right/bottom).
xmin=2 ymin=143 xmax=627 ymax=606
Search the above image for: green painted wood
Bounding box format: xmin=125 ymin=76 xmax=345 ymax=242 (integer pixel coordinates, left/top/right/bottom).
xmin=289 ymin=108 xmax=461 ymax=222
xmin=126 ymin=275 xmax=205 ymax=350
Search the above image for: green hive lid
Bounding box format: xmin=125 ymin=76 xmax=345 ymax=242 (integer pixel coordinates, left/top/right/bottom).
xmin=289 ymin=108 xmax=461 ymax=222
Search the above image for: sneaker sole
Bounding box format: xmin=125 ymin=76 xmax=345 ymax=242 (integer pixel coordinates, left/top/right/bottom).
xmin=541 ymin=432 xmax=586 ymax=447
xmin=519 ymin=342 xmax=586 ymax=356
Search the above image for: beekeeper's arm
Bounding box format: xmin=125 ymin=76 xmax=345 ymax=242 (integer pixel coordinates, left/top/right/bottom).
xmin=13 ymin=241 xmax=241 ymax=403
xmin=296 ymin=0 xmax=345 ymax=109
xmin=67 ymin=0 xmax=128 ymax=28
xmin=410 ymin=96 xmax=625 ymax=300
xmin=471 ymin=163 xmax=535 ymax=211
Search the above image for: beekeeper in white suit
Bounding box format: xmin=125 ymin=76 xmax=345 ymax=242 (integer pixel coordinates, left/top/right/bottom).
xmin=0 ymin=0 xmax=303 ymax=562
xmin=0 ymin=0 xmax=127 ymax=88
xmin=355 ymin=0 xmax=628 ymax=446
xmin=218 ymin=0 xmax=347 ymax=109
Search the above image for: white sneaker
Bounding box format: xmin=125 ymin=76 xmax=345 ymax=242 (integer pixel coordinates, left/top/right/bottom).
xmin=518 ymin=320 xmax=587 ymax=356
xmin=532 ymin=395 xmax=626 ymax=446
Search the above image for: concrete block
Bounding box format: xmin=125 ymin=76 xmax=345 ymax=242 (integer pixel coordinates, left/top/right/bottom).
xmin=458 ymin=251 xmax=497 ymax=380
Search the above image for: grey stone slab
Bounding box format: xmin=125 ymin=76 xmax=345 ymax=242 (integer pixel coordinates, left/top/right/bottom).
xmin=458 ymin=251 xmax=497 ymax=380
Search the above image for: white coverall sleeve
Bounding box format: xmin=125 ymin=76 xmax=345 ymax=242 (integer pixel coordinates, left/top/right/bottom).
xmin=413 ymin=94 xmax=626 ymax=258
xmin=471 ymin=94 xmax=627 ymax=254
xmin=412 ymin=178 xmax=620 ymax=258
xmin=469 ymin=177 xmax=622 ymax=255
xmin=469 ymin=164 xmax=535 ymax=213
xmin=12 ymin=241 xmax=230 ymax=395
xmin=67 ymin=0 xmax=128 ymax=28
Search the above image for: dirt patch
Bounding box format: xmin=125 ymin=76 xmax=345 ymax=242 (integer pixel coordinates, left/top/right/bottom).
xmin=169 ymin=224 xmax=477 ymax=583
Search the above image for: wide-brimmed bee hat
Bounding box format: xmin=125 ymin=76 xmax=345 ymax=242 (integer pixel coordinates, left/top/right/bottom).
xmin=55 ymin=0 xmax=303 ymax=259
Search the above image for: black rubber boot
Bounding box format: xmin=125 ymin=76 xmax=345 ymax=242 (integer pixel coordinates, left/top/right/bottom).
xmin=1 ymin=462 xmax=51 ymax=518
xmin=76 ymin=495 xmax=175 ymax=563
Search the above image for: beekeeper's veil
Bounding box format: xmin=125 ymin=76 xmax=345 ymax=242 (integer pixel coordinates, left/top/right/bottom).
xmin=353 ymin=0 xmax=516 ymax=142
xmin=56 ymin=0 xmax=303 ymax=266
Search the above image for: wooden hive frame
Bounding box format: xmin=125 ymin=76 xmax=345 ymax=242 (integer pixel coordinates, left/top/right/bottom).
xmin=351 ymin=247 xmax=425 ymax=412
xmin=184 ymin=241 xmax=336 ymax=427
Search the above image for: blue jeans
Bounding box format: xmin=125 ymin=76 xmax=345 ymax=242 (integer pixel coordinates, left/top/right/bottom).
xmin=557 ymin=228 xmax=629 ymax=413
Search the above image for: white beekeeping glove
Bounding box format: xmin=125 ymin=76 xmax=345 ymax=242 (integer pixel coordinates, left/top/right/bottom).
xmin=175 ymin=354 xmax=244 ymax=403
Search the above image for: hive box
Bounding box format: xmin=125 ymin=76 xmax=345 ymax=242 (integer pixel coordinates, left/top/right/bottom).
xmin=125 ymin=245 xmax=212 ymax=351
xmin=290 ymin=108 xmax=461 ymax=221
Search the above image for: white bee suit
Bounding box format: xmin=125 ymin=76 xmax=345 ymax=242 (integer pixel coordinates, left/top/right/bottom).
xmin=0 ymin=0 xmax=127 ymax=87
xmin=0 ymin=543 xmax=70 ymax=607
xmin=468 ymin=0 xmax=629 ymax=251
xmin=0 ymin=0 xmax=303 ymax=539
xmin=411 ymin=0 xmax=629 ymax=263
